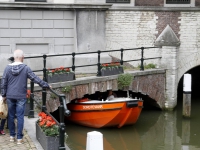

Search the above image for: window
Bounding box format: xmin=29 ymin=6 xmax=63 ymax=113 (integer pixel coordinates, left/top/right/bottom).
xmin=15 ymin=0 xmax=46 ymax=2
xmin=166 ymin=0 xmax=190 ymax=4
xmin=164 ymin=0 xmax=194 ymax=7
xmin=106 ymin=0 xmax=130 ymax=3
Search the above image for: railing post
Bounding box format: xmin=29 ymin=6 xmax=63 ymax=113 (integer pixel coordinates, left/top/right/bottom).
xmin=43 ymin=54 xmax=47 ymax=82
xmin=140 ymin=47 xmax=144 ymax=71
xmin=59 ymin=94 xmax=67 ymax=150
xmin=28 ymin=81 xmax=35 ymax=118
xmin=120 ymin=48 xmax=124 ymax=65
xmin=42 ymin=54 xmax=47 ymax=112
xmin=72 ymin=52 xmax=76 ymax=72
xmin=97 ymin=50 xmax=101 ymax=76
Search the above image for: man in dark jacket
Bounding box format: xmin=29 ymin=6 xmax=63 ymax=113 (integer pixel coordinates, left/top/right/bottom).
xmin=1 ymin=49 xmax=50 ymax=144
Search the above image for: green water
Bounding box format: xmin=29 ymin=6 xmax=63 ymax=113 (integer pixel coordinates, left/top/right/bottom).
xmin=65 ymin=98 xmax=200 ymax=150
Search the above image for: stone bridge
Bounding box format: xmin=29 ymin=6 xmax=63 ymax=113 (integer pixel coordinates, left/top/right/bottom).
xmin=33 ymin=69 xmax=166 ymax=112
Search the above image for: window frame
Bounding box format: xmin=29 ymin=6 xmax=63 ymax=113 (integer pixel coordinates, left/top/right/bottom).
xmin=164 ymin=0 xmax=195 ymax=7
xmin=166 ymin=0 xmax=190 ymax=4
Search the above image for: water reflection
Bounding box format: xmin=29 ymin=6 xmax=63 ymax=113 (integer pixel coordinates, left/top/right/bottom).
xmin=65 ymin=100 xmax=200 ymax=150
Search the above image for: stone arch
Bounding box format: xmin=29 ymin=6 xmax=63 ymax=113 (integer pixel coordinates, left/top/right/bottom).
xmin=178 ymin=52 xmax=200 ymax=83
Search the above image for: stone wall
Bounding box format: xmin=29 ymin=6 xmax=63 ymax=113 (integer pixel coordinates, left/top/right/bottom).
xmin=106 ymin=10 xmax=160 ymax=67
xmin=0 ymin=9 xmax=75 ymax=74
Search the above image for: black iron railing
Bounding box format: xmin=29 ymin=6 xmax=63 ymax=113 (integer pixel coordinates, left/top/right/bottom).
xmin=166 ymin=0 xmax=190 ymax=4
xmin=8 ymin=47 xmax=161 ymax=77
xmin=29 ymin=81 xmax=70 ymax=150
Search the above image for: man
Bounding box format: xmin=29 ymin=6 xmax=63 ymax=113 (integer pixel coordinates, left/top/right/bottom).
xmin=1 ymin=49 xmax=50 ymax=144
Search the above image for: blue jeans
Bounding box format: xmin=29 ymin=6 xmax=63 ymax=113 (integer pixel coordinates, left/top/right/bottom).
xmin=0 ymin=119 xmax=6 ymax=131
xmin=7 ymin=98 xmax=27 ymax=139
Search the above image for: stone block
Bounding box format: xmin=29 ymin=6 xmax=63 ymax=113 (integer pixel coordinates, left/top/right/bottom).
xmin=10 ymin=20 xmax=32 ymax=28
xmin=64 ymin=29 xmax=74 ymax=37
xmin=21 ymin=29 xmax=43 ymax=37
xmin=54 ymin=20 xmax=74 ymax=28
xmin=54 ymin=38 xmax=74 ymax=45
xmin=32 ymin=20 xmax=53 ymax=28
xmin=64 ymin=11 xmax=74 ymax=19
xmin=0 ymin=20 xmax=9 ymax=28
xmin=54 ymin=46 xmax=64 ymax=53
xmin=43 ymin=29 xmax=63 ymax=37
xmin=0 ymin=38 xmax=10 ymax=45
xmin=0 ymin=46 xmax=10 ymax=53
xmin=43 ymin=11 xmax=63 ymax=19
xmin=64 ymin=45 xmax=74 ymax=53
xmin=21 ymin=11 xmax=43 ymax=19
xmin=0 ymin=29 xmax=20 ymax=37
xmin=0 ymin=10 xmax=20 ymax=19
xmin=16 ymin=44 xmax=48 ymax=54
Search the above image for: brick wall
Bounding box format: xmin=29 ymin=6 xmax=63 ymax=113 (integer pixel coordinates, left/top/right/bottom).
xmin=106 ymin=11 xmax=160 ymax=67
xmin=196 ymin=0 xmax=200 ymax=6
xmin=155 ymin=12 xmax=180 ymax=39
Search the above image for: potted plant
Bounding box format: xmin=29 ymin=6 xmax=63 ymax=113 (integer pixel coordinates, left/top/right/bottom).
xmin=117 ymin=73 xmax=134 ymax=97
xmin=36 ymin=112 xmax=59 ymax=150
xmin=101 ymin=62 xmax=124 ymax=76
xmin=62 ymin=85 xmax=72 ymax=103
xmin=47 ymin=66 xmax=75 ymax=83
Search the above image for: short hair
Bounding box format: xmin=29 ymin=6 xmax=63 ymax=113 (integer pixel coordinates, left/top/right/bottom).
xmin=14 ymin=49 xmax=24 ymax=58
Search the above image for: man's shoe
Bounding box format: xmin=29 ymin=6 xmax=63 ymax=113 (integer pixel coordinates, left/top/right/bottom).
xmin=10 ymin=136 xmax=15 ymax=142
xmin=17 ymin=139 xmax=24 ymax=145
xmin=0 ymin=130 xmax=5 ymax=135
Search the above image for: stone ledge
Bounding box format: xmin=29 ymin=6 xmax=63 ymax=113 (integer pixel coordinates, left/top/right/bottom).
xmin=0 ymin=2 xmax=112 ymax=10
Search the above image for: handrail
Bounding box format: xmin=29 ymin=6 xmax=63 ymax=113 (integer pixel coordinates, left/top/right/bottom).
xmin=29 ymin=81 xmax=70 ymax=150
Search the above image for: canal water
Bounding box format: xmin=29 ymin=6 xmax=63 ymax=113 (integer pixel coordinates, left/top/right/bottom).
xmin=65 ymin=97 xmax=200 ymax=150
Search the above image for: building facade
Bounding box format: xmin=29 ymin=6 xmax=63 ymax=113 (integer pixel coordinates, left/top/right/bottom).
xmin=1 ymin=0 xmax=200 ymax=109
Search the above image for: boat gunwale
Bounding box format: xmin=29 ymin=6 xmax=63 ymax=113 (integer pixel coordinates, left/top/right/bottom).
xmin=71 ymin=99 xmax=142 ymax=105
xmin=69 ymin=107 xmax=122 ymax=112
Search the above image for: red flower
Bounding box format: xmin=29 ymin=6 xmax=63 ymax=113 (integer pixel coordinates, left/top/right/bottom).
xmin=26 ymin=90 xmax=31 ymax=99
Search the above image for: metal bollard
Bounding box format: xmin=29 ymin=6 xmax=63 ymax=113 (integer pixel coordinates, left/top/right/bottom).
xmin=86 ymin=131 xmax=103 ymax=150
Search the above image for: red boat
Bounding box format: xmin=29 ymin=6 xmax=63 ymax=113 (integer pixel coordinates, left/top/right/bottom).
xmin=66 ymin=98 xmax=143 ymax=128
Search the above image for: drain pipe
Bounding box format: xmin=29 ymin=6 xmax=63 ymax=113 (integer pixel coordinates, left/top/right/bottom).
xmin=183 ymin=74 xmax=191 ymax=118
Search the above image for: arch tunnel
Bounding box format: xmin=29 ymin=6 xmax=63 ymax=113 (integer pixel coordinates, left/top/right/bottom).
xmin=177 ymin=66 xmax=200 ymax=105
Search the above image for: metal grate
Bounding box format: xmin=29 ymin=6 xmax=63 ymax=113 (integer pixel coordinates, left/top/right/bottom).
xmin=166 ymin=0 xmax=190 ymax=4
xmin=106 ymin=0 xmax=130 ymax=3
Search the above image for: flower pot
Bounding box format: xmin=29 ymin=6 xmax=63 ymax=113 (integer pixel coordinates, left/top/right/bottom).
xmin=101 ymin=67 xmax=124 ymax=76
xmin=47 ymin=72 xmax=75 ymax=83
xmin=36 ymin=123 xmax=59 ymax=150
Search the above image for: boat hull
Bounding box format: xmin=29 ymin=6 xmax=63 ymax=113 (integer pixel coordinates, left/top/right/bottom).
xmin=66 ymin=98 xmax=143 ymax=128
